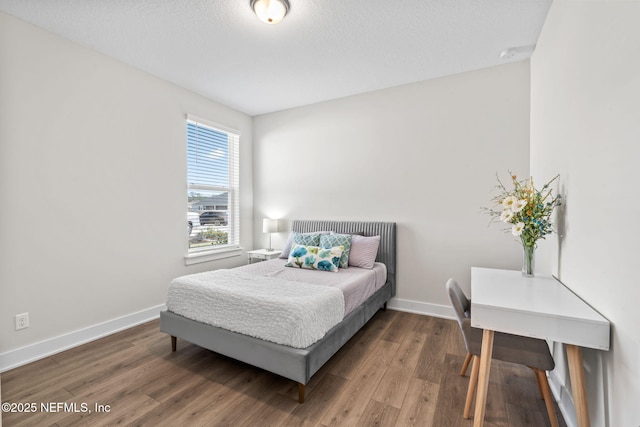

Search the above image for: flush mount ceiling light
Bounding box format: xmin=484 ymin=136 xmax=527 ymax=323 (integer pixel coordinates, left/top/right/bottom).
xmin=251 ymin=0 xmax=289 ymax=25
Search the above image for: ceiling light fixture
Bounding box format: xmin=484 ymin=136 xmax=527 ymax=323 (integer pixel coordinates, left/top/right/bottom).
xmin=251 ymin=0 xmax=289 ymax=25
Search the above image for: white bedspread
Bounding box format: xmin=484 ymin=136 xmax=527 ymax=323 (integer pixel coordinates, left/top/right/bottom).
xmin=236 ymin=259 xmax=387 ymax=316
xmin=167 ymin=269 xmax=345 ymax=349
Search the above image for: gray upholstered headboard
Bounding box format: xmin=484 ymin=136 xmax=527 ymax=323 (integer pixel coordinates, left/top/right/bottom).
xmin=291 ymin=219 xmax=397 ymax=296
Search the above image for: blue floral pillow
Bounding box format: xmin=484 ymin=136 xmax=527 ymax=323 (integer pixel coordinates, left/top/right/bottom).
xmin=285 ymin=244 xmax=344 ymax=272
xmin=320 ymin=233 xmax=352 ymax=269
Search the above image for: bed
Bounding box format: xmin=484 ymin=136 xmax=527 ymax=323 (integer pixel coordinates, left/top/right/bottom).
xmin=159 ymin=219 xmax=397 ymax=403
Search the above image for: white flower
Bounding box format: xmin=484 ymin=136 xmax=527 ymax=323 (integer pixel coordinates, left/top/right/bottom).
xmin=513 ymin=199 xmax=527 ymax=213
xmin=512 ymin=222 xmax=525 ymax=236
xmin=502 ymin=196 xmax=517 ymax=210
xmin=500 ymin=210 xmax=514 ymax=222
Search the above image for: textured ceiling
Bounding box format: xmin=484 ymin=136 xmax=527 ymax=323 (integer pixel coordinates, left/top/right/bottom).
xmin=0 ymin=0 xmax=552 ymax=116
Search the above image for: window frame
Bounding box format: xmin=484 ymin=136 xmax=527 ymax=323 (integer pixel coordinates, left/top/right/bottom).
xmin=184 ymin=114 xmax=241 ymax=264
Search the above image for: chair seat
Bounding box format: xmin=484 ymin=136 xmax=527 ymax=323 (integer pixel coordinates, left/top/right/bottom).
xmin=468 ymin=326 xmax=555 ymax=371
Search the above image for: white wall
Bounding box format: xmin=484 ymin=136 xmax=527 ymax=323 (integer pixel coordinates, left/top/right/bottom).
xmin=253 ymin=62 xmax=531 ymax=312
xmin=531 ymin=1 xmax=640 ymax=426
xmin=0 ymin=12 xmax=253 ymax=365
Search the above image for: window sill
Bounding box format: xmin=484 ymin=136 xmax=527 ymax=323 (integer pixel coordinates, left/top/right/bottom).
xmin=184 ymin=246 xmax=243 ymax=266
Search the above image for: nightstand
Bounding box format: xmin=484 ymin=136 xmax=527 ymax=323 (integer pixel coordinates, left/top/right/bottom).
xmin=247 ymin=249 xmax=282 ymax=264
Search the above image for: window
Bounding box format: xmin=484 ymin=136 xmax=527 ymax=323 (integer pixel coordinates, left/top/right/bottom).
xmin=186 ymin=115 xmax=240 ymax=254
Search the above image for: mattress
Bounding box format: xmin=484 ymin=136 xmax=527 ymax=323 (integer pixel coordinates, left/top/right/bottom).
xmin=235 ymin=258 xmax=388 ymax=316
xmin=166 ymin=259 xmax=387 ymax=348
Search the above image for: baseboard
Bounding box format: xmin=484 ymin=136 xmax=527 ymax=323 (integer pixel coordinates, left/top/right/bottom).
xmin=548 ymin=365 xmax=577 ymax=427
xmin=388 ymin=297 xmax=455 ymax=320
xmin=0 ymin=304 xmax=166 ymax=373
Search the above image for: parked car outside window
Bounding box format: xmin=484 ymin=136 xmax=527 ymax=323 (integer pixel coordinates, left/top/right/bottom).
xmin=199 ymin=211 xmax=228 ymax=226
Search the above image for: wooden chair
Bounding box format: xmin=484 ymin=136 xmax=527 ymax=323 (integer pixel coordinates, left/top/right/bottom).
xmin=446 ymin=278 xmax=559 ymax=427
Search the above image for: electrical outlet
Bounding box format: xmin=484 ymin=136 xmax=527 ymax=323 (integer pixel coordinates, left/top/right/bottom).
xmin=15 ymin=312 xmax=29 ymax=330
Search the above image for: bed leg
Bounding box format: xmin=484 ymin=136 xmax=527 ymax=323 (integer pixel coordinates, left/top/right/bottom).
xmin=383 ymin=302 xmax=387 ymax=311
xmin=171 ymin=336 xmax=177 ymax=352
xmin=298 ymin=383 xmax=305 ymax=403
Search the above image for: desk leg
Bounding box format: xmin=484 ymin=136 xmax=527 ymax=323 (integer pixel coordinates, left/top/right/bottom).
xmin=566 ymin=344 xmax=590 ymax=427
xmin=473 ymin=329 xmax=495 ymax=427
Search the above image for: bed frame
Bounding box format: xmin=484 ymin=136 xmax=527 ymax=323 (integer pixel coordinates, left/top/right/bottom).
xmin=159 ymin=219 xmax=396 ymax=403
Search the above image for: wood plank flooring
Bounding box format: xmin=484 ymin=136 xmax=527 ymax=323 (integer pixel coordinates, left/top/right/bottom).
xmin=1 ymin=310 xmax=566 ymax=426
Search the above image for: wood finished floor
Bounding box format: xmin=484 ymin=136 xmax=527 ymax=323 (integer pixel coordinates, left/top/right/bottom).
xmin=1 ymin=310 xmax=566 ymax=426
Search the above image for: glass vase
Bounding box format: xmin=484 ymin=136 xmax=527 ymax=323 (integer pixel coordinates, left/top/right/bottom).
xmin=522 ymin=245 xmax=535 ymax=277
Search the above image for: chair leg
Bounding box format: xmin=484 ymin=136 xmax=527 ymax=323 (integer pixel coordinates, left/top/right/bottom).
xmin=464 ymin=355 xmax=480 ymax=419
xmin=534 ymin=369 xmax=559 ymax=427
xmin=460 ymin=352 xmax=473 ymax=376
xmin=531 ymin=367 xmax=544 ymax=399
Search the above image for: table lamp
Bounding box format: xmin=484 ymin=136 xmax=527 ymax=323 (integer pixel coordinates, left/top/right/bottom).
xmin=262 ymin=218 xmax=279 ymax=251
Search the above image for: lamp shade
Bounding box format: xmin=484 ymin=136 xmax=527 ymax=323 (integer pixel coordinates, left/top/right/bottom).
xmin=251 ymin=0 xmax=289 ymax=24
xmin=262 ymin=218 xmax=279 ymax=233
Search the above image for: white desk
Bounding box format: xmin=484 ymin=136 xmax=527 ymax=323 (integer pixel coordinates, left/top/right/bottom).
xmin=470 ymin=267 xmax=610 ymax=427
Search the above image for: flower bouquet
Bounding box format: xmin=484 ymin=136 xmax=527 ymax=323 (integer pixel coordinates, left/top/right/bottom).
xmin=484 ymin=172 xmax=562 ymax=276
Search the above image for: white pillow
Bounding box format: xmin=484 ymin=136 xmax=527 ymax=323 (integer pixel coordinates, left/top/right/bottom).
xmin=348 ymin=235 xmax=380 ymax=269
